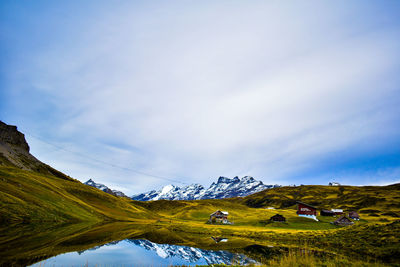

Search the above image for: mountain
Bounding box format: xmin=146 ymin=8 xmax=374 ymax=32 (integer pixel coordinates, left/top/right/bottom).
xmin=0 ymin=121 xmax=73 ymax=181
xmin=84 ymin=179 xmax=127 ymax=197
xmin=131 ymin=176 xmax=280 ymax=201
xmin=0 ymin=121 xmax=152 ymax=222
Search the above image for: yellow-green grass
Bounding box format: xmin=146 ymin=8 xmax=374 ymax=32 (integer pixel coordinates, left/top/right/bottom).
xmin=242 ymin=184 xmax=400 ymax=219
xmin=0 ymin=166 xmax=155 ymax=223
xmin=132 ymin=198 xmax=368 ymax=231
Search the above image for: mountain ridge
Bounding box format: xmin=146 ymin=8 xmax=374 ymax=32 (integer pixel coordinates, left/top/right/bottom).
xmin=84 ymin=178 xmax=127 ymax=197
xmin=132 ymin=176 xmax=280 ymax=201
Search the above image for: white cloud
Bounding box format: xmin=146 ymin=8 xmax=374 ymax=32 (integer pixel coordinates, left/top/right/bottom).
xmin=4 ymin=1 xmax=400 ymax=193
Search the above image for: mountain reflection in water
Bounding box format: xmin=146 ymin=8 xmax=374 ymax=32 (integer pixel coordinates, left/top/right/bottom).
xmin=31 ymin=239 xmax=258 ymax=266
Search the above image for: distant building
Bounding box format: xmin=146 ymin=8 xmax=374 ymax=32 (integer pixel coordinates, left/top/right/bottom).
xmin=267 ymin=207 xmax=275 ymax=210
xmin=209 ymin=210 xmax=230 ymax=224
xmin=348 ymin=211 xmax=360 ymax=220
xmin=211 ymin=237 xmax=228 ymax=243
xmin=333 ymin=216 xmax=354 ymax=226
xmin=320 ymin=209 xmax=335 ymax=216
xmin=331 ymin=209 xmax=344 ymax=215
xmin=329 ymin=182 xmax=341 ymax=186
xmin=296 ymin=202 xmax=318 ymax=221
xmin=270 ymin=214 xmax=286 ymax=222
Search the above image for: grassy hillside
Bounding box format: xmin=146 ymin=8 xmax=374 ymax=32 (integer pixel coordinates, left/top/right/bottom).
xmin=0 ymin=166 xmax=154 ymax=223
xmin=242 ymin=184 xmax=400 ymax=218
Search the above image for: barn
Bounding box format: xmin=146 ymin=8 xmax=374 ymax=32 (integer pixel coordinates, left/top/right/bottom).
xmin=334 ymin=216 xmax=354 ymax=226
xmin=320 ymin=209 xmax=335 ymax=216
xmin=296 ymin=201 xmax=318 ymax=221
xmin=270 ymin=214 xmax=286 ymax=222
xmin=331 ymin=209 xmax=344 ymax=215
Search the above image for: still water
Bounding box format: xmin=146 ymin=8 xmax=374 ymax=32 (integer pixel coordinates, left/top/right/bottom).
xmin=30 ymin=238 xmax=258 ymax=266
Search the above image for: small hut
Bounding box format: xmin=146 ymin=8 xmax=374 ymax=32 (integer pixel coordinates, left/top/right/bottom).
xmin=320 ymin=209 xmax=335 ymax=216
xmin=331 ymin=209 xmax=344 ymax=215
xmin=270 ymin=214 xmax=286 ymax=222
xmin=333 ymin=216 xmax=354 ymax=226
xmin=209 ymin=210 xmax=229 ymax=224
xmin=348 ymin=211 xmax=360 ymax=220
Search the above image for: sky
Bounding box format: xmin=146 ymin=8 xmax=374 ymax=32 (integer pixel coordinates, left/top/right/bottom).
xmin=1 ymin=1 xmax=400 ymax=195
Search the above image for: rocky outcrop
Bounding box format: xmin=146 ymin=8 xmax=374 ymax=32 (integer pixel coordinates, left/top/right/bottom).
xmin=0 ymin=121 xmax=73 ymax=181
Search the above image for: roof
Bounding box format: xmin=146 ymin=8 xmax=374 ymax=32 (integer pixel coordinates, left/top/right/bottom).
xmin=334 ymin=216 xmax=352 ymax=223
xmin=348 ymin=211 xmax=359 ymax=216
xmin=296 ymin=201 xmax=317 ymax=209
xmin=210 ymin=210 xmax=229 ymax=216
xmin=321 ymin=209 xmax=335 ymax=214
xmin=331 ymin=209 xmax=344 ymax=212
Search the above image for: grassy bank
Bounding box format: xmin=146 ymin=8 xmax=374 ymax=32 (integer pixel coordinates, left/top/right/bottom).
xmin=0 ymin=166 xmax=154 ymax=223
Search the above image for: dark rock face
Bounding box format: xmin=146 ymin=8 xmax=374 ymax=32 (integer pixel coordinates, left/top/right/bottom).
xmin=0 ymin=121 xmax=73 ymax=181
xmin=0 ymin=121 xmax=30 ymax=152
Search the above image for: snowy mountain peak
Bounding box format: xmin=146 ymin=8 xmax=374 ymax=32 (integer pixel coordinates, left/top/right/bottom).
xmin=84 ymin=179 xmax=127 ymax=198
xmin=217 ymin=176 xmax=232 ymax=183
xmin=132 ymin=176 xmax=280 ymax=201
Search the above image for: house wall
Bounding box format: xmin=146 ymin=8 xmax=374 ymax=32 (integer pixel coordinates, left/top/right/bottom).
xmin=297 ymin=203 xmax=317 ymax=215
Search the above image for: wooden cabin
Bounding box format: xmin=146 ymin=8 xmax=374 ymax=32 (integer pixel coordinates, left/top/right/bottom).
xmin=333 ymin=216 xmax=354 ymax=226
xmin=270 ymin=214 xmax=286 ymax=222
xmin=209 ymin=210 xmax=229 ymax=224
xmin=331 ymin=209 xmax=344 ymax=215
xmin=320 ymin=209 xmax=335 ymax=216
xmin=348 ymin=211 xmax=360 ymax=220
xmin=297 ymin=201 xmax=318 ymax=221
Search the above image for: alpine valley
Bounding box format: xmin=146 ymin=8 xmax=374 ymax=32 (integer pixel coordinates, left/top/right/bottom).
xmin=1 ymin=121 xmax=400 ymax=267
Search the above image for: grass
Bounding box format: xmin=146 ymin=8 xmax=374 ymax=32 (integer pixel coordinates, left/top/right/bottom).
xmin=0 ymin=166 xmax=155 ymax=223
xmin=242 ymin=184 xmax=400 ymax=219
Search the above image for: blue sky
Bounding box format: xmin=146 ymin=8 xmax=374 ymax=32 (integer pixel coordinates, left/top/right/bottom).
xmin=1 ymin=1 xmax=400 ymax=195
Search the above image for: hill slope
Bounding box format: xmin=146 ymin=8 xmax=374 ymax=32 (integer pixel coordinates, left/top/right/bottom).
xmin=242 ymin=184 xmax=400 ymax=217
xmin=0 ymin=121 xmax=153 ymax=223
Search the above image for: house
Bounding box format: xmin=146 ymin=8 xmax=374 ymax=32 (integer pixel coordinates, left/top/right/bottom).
xmin=333 ymin=216 xmax=354 ymax=226
xmin=348 ymin=211 xmax=360 ymax=220
xmin=208 ymin=210 xmax=229 ymax=224
xmin=320 ymin=209 xmax=335 ymax=216
xmin=296 ymin=201 xmax=318 ymax=221
xmin=270 ymin=214 xmax=286 ymax=222
xmin=329 ymin=182 xmax=341 ymax=186
xmin=331 ymin=209 xmax=344 ymax=215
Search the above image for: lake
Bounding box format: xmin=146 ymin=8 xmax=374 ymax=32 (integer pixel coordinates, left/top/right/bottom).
xmin=0 ymin=221 xmax=383 ymax=266
xmin=30 ymin=238 xmax=258 ymax=266
xmin=0 ymin=222 xmax=279 ymax=266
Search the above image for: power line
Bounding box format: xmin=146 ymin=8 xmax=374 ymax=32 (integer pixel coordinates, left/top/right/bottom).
xmin=24 ymin=132 xmax=188 ymax=185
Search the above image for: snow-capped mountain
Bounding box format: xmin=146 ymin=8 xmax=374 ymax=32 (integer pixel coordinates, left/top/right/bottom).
xmin=128 ymin=239 xmax=257 ymax=265
xmin=131 ymin=176 xmax=280 ymax=201
xmin=84 ymin=179 xmax=127 ymax=197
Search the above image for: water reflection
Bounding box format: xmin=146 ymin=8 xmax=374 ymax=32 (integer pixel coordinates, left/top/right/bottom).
xmin=30 ymin=239 xmax=257 ymax=266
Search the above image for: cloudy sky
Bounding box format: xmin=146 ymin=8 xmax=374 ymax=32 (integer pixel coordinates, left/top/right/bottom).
xmin=1 ymin=1 xmax=400 ymax=195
